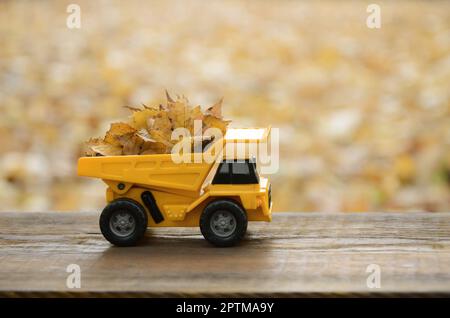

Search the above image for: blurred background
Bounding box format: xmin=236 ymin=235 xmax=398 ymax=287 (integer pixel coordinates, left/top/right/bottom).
xmin=0 ymin=0 xmax=449 ymax=212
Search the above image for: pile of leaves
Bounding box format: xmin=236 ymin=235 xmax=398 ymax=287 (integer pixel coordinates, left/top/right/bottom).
xmin=85 ymin=91 xmax=231 ymax=156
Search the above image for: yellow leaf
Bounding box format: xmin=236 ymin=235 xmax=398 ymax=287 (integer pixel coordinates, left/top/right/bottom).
xmin=150 ymin=129 xmax=173 ymax=147
xmin=151 ymin=112 xmax=172 ymax=134
xmin=167 ymin=99 xmax=188 ymax=128
xmin=206 ymin=98 xmax=223 ymax=119
xmin=119 ymin=134 xmax=144 ymax=155
xmin=104 ymin=122 xmax=136 ymax=146
xmin=203 ymin=115 xmax=230 ymax=135
xmin=124 ymin=105 xmax=142 ymax=112
xmin=136 ymin=128 xmax=156 ymax=143
xmin=130 ymin=108 xmax=158 ymax=130
xmin=86 ymin=138 xmax=123 ymax=156
xmin=186 ymin=105 xmax=204 ymax=134
xmin=140 ymin=141 xmax=168 ymax=154
xmin=165 ymin=89 xmax=175 ymax=103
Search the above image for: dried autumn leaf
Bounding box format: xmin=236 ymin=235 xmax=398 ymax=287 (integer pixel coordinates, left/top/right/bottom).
xmin=150 ymin=129 xmax=174 ymax=147
xmin=136 ymin=128 xmax=156 ymax=143
xmin=119 ymin=133 xmax=144 ymax=155
xmin=104 ymin=122 xmax=136 ymax=146
xmin=186 ymin=105 xmax=204 ymax=134
xmin=85 ymin=138 xmax=103 ymax=156
xmin=131 ymin=108 xmax=159 ymax=130
xmin=86 ymin=138 xmax=123 ymax=156
xmin=140 ymin=140 xmax=169 ymax=154
xmin=124 ymin=105 xmax=142 ymax=112
xmin=151 ymin=112 xmax=172 ymax=134
xmin=203 ymin=115 xmax=230 ymax=135
xmin=167 ymin=99 xmax=189 ymax=128
xmin=205 ymin=98 xmax=223 ymax=119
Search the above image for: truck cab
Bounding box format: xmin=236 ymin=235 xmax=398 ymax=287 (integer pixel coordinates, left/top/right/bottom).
xmin=206 ymin=158 xmax=272 ymax=222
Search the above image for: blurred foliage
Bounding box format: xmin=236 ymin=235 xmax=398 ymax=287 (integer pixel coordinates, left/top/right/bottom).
xmin=0 ymin=0 xmax=449 ymax=212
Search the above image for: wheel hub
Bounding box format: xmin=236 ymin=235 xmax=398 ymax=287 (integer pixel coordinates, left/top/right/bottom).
xmin=210 ymin=210 xmax=237 ymax=238
xmin=110 ymin=211 xmax=136 ymax=237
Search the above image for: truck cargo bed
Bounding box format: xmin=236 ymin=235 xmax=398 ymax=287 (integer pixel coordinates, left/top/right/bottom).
xmin=78 ymin=154 xmax=214 ymax=192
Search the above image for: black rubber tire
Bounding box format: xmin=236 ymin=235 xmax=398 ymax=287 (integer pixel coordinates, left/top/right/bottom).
xmin=99 ymin=198 xmax=148 ymax=247
xmin=200 ymin=199 xmax=247 ymax=247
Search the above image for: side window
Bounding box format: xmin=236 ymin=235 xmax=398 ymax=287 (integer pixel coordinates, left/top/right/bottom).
xmin=212 ymin=162 xmax=231 ymax=184
xmin=231 ymin=160 xmax=259 ymax=184
xmin=219 ymin=162 xmax=229 ymax=174
xmin=232 ymin=161 xmax=250 ymax=175
xmin=212 ymin=160 xmax=259 ymax=184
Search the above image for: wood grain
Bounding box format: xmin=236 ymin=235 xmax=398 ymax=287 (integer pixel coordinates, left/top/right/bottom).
xmin=0 ymin=212 xmax=450 ymax=297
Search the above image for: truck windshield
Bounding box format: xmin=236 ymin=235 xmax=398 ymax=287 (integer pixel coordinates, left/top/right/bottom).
xmin=212 ymin=159 xmax=260 ymax=184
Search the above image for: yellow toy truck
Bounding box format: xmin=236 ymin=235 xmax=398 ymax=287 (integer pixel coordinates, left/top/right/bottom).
xmin=78 ymin=128 xmax=273 ymax=247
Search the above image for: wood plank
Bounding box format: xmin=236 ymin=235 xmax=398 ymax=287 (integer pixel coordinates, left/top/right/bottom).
xmin=0 ymin=212 xmax=450 ymax=297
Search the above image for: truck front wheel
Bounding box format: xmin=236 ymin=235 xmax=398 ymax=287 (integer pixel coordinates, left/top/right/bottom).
xmin=200 ymin=200 xmax=248 ymax=247
xmin=99 ymin=198 xmax=148 ymax=247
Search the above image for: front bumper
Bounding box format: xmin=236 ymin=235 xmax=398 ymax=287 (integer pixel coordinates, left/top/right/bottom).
xmin=259 ymin=179 xmax=272 ymax=220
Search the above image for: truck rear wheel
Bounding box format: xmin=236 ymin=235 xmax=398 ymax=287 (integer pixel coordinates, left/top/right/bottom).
xmin=99 ymin=198 xmax=148 ymax=247
xmin=200 ymin=200 xmax=247 ymax=247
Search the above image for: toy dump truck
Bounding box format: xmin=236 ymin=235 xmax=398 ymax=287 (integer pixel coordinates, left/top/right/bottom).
xmin=78 ymin=127 xmax=272 ymax=247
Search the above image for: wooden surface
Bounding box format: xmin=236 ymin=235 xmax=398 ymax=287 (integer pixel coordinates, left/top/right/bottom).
xmin=0 ymin=212 xmax=450 ymax=297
